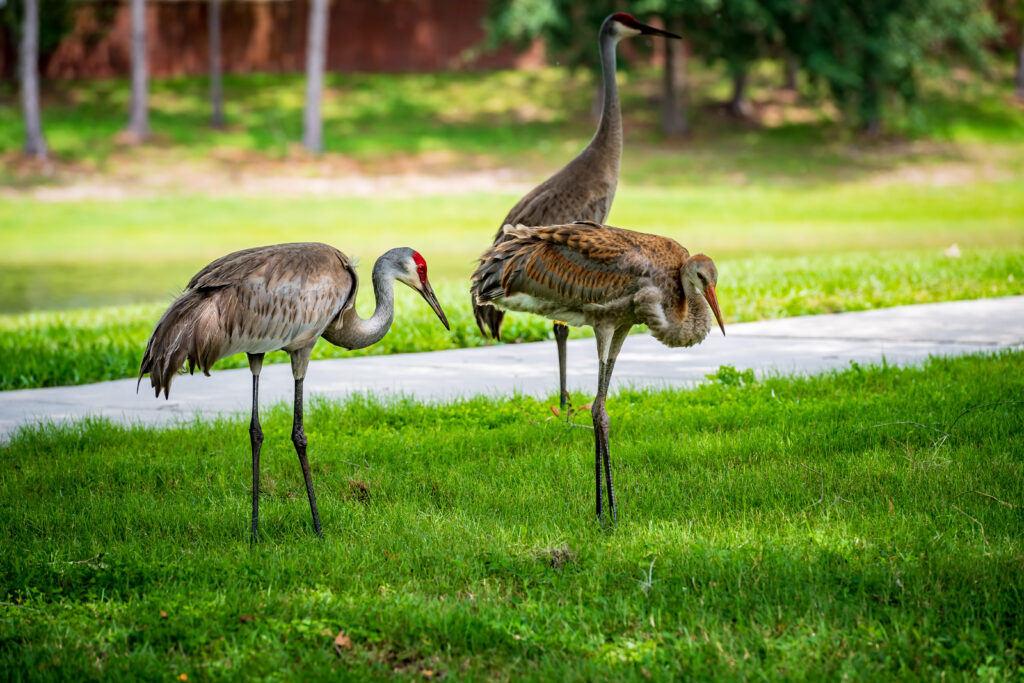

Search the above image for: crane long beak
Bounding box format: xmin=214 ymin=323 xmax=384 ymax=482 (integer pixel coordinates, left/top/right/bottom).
xmin=639 ymin=22 xmax=681 ymax=39
xmin=705 ymin=284 xmax=726 ymax=336
xmin=420 ymin=280 xmax=450 ymax=330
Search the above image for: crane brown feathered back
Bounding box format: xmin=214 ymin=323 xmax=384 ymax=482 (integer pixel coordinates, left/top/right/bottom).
xmin=139 ymin=242 xmax=356 ymax=399
xmin=484 ymin=222 xmax=685 ymax=297
xmin=473 ymin=221 xmax=711 ymax=348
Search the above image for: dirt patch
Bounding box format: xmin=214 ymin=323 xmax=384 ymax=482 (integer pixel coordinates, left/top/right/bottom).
xmin=866 ymin=160 xmax=1013 ymax=187
xmin=539 ymin=545 xmax=577 ymax=569
xmin=1 ymin=148 xmax=534 ymax=202
xmin=347 ymin=479 xmax=372 ymax=504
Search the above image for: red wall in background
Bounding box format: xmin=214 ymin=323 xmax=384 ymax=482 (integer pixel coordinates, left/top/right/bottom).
xmin=0 ymin=0 xmax=543 ymax=80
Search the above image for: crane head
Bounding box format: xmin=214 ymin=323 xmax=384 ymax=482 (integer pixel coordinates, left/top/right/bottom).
xmin=685 ymin=254 xmax=725 ymax=336
xmin=604 ymin=13 xmax=681 ymax=41
xmin=393 ymin=249 xmax=450 ymax=330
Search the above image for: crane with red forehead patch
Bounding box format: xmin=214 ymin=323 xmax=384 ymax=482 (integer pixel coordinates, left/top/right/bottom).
xmin=472 ymin=221 xmax=725 ymax=525
xmin=472 ymin=12 xmax=680 ymax=411
xmin=139 ymin=243 xmax=449 ymax=542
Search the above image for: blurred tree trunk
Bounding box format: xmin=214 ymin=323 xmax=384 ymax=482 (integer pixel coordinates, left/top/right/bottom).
xmin=783 ymin=56 xmax=798 ymax=91
xmin=1017 ymin=24 xmax=1024 ymax=98
xmin=661 ymin=17 xmax=688 ymax=137
xmin=125 ymin=0 xmax=149 ymax=142
xmin=861 ymin=70 xmax=882 ymax=136
xmin=20 ymin=0 xmax=48 ymax=159
xmin=302 ymin=0 xmax=329 ymax=154
xmin=727 ymin=69 xmax=749 ymax=117
xmin=209 ymin=0 xmax=224 ymax=128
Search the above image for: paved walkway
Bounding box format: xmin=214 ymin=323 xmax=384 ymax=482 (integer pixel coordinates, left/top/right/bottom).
xmin=2 ymin=297 xmax=1021 ymax=440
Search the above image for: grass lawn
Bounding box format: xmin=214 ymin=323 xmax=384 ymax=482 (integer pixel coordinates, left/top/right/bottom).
xmin=1 ymin=351 xmax=1022 ymax=679
xmin=1 ymin=66 xmax=1023 ymax=390
xmin=2 ymin=64 xmax=1022 ymax=169
xmin=1 ymin=184 xmax=1022 ymax=390
xmin=2 ymin=247 xmax=1022 ymax=391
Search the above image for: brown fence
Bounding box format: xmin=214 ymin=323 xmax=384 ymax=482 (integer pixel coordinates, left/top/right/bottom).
xmin=0 ymin=0 xmax=543 ymax=81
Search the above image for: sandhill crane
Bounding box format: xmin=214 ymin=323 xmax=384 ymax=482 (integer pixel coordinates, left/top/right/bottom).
xmin=139 ymin=243 xmax=449 ymax=541
xmin=471 ymin=221 xmax=725 ymax=524
xmin=473 ymin=13 xmax=680 ymax=409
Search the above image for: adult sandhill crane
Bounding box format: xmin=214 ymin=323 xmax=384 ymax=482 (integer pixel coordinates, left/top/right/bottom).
xmin=473 ymin=13 xmax=680 ymax=409
xmin=139 ymin=243 xmax=449 ymax=541
xmin=471 ymin=221 xmax=725 ymax=524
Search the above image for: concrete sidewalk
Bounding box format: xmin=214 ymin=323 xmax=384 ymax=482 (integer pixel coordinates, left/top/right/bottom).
xmin=1 ymin=297 xmax=1021 ymax=440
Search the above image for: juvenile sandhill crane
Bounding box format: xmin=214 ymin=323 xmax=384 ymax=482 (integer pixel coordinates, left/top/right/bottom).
xmin=471 ymin=221 xmax=725 ymax=524
xmin=473 ymin=13 xmax=680 ymax=409
xmin=139 ymin=243 xmax=449 ymax=541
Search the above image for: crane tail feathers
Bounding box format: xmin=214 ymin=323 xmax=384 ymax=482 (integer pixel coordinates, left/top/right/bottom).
xmin=139 ymin=291 xmax=223 ymax=399
xmin=471 ymin=237 xmax=527 ymax=342
xmin=471 ymin=300 xmax=504 ymax=342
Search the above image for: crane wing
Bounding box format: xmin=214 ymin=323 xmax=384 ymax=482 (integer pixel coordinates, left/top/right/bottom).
xmin=494 ymin=181 xmax=614 ymax=241
xmin=187 ymin=243 xmax=354 ymax=294
xmin=478 ymin=223 xmax=659 ymax=306
xmin=499 ymin=188 xmax=556 ymax=234
xmin=183 ymin=243 xmax=357 ymax=345
xmin=475 ymin=163 xmax=615 ymax=338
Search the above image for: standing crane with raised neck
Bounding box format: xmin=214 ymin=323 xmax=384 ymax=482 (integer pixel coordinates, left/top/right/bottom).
xmin=472 ymin=221 xmax=725 ymax=524
xmin=139 ymin=243 xmax=449 ymax=542
xmin=472 ymin=13 xmax=680 ymax=409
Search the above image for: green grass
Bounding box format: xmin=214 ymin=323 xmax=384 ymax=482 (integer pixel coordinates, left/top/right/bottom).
xmin=2 ymin=67 xmax=1023 ymax=390
xmin=2 ymin=248 xmax=1022 ymax=391
xmin=4 ymin=65 xmax=1024 ymax=186
xmin=1 ymin=180 xmax=1022 ymax=390
xmin=5 ymin=182 xmax=1024 ymax=276
xmin=0 ymin=70 xmax=594 ymax=168
xmin=2 ymin=351 xmax=1023 ymax=679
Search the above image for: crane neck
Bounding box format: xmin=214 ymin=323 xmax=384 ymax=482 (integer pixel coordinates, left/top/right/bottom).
xmin=678 ymin=276 xmax=713 ymax=345
xmin=590 ymin=32 xmax=622 ymax=159
xmin=322 ymin=256 xmax=396 ymax=351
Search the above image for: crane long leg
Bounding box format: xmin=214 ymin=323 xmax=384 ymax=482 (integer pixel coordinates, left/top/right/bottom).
xmin=594 ymin=359 xmax=608 ymax=523
xmin=291 ymin=377 xmax=323 ymax=538
xmin=592 ymin=326 xmax=630 ymax=526
xmin=600 ymin=327 xmax=630 ymax=526
xmin=592 ymin=327 xmax=612 ymax=525
xmin=247 ymin=353 xmax=265 ymax=545
xmin=554 ymin=322 xmax=570 ymax=409
xmin=288 ymin=347 xmax=322 ymax=538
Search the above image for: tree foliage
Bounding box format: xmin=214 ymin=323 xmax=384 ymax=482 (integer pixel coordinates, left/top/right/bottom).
xmin=644 ymin=0 xmax=781 ymax=79
xmin=776 ymin=0 xmax=997 ymax=130
xmin=485 ymin=0 xmax=999 ymax=130
xmin=1 ymin=0 xmax=74 ymax=65
xmin=484 ymin=0 xmax=620 ymax=74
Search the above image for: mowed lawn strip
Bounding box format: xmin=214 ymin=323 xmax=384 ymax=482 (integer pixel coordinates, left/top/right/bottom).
xmin=1 ymin=351 xmax=1023 ymax=679
xmin=5 ymin=182 xmax=1024 ymax=272
xmin=2 ymin=181 xmax=1023 ymax=389
xmin=2 ymin=248 xmax=1022 ymax=390
xmin=3 ymin=67 xmax=1023 ymax=391
xmin=2 ymin=66 xmax=1023 ymax=167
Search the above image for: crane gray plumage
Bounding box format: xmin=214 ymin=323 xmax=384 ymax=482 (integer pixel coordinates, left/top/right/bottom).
xmin=471 ymin=12 xmax=680 ymax=406
xmin=139 ymin=242 xmax=449 ymax=542
xmin=472 ymin=221 xmax=725 ymax=524
xmin=139 ymin=243 xmax=356 ymax=398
